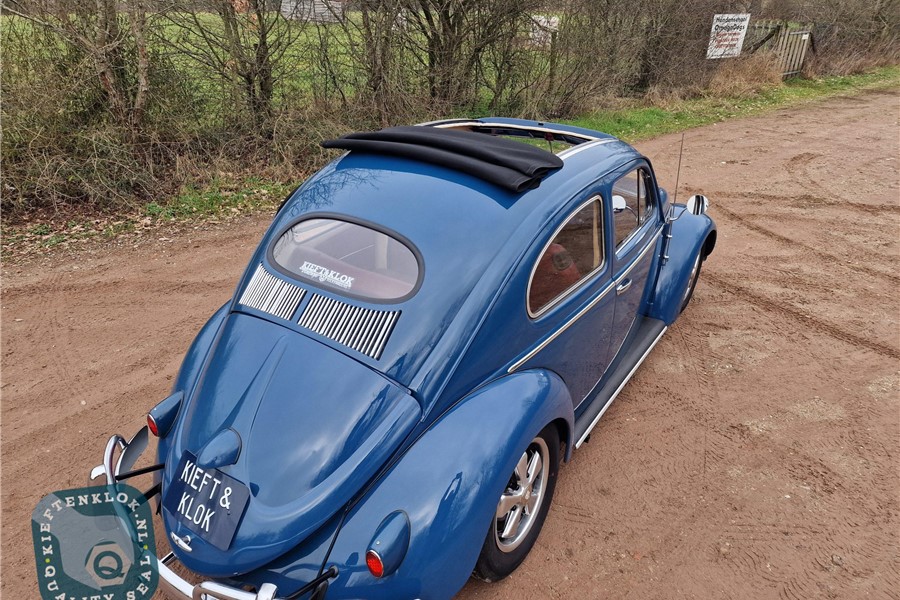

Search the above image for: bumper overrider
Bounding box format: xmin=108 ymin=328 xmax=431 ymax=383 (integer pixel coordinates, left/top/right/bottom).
xmin=90 ymin=429 xmax=336 ymax=600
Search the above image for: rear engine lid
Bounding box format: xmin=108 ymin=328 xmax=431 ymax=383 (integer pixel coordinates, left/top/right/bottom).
xmin=160 ymin=312 xmax=420 ymax=576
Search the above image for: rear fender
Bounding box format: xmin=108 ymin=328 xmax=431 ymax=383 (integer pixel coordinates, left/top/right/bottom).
xmin=649 ymin=207 xmax=716 ymax=325
xmin=321 ymin=369 xmax=573 ymax=600
xmin=156 ymin=303 xmax=229 ymax=469
xmin=172 ymin=302 xmax=230 ymax=395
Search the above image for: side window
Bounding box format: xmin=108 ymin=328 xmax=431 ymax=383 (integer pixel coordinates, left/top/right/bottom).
xmin=528 ymin=198 xmax=604 ymax=316
xmin=612 ymin=170 xmax=645 ymax=248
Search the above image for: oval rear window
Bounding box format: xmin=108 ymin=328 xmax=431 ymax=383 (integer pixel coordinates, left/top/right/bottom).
xmin=271 ymin=219 xmax=420 ymax=301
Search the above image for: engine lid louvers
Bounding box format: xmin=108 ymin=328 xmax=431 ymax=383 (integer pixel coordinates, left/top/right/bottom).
xmin=298 ymin=293 xmax=400 ymax=360
xmin=238 ymin=265 xmax=306 ymax=321
xmin=239 ymin=265 xmax=401 ymax=360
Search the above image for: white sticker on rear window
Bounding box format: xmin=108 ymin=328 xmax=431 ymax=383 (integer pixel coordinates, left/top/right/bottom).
xmin=299 ymin=261 xmax=355 ymax=289
xmin=271 ymin=218 xmax=419 ymax=300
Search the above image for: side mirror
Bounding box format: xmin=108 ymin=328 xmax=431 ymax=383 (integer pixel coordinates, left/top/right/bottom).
xmin=612 ymin=194 xmax=627 ymax=213
xmin=685 ymin=194 xmax=709 ymax=215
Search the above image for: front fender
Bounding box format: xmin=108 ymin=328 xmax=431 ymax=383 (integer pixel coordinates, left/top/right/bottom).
xmin=321 ymin=369 xmax=574 ymax=600
xmin=649 ymin=207 xmax=716 ymax=325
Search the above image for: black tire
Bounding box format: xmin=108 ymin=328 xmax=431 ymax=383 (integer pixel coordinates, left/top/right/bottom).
xmin=473 ymin=423 xmax=560 ymax=582
xmin=680 ymin=253 xmax=703 ymax=313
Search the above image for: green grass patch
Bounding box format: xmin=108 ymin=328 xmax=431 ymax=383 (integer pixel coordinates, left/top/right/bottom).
xmin=567 ymin=66 xmax=900 ymax=141
xmin=144 ymin=179 xmax=293 ymax=221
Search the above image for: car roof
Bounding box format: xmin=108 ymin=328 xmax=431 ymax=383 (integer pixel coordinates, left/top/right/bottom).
xmin=268 ymin=119 xmax=644 ymax=391
xmin=283 ymin=119 xmax=642 ymax=250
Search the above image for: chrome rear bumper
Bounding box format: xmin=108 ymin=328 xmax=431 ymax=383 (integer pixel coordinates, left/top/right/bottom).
xmin=90 ymin=432 xmax=294 ymax=600
xmin=156 ymin=552 xmax=279 ymax=600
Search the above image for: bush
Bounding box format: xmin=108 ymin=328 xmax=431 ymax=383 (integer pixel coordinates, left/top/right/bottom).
xmin=1 ymin=1 xmax=896 ymax=221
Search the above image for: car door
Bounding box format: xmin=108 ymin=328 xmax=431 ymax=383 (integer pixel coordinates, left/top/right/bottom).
xmin=519 ymin=193 xmax=617 ymax=406
xmin=607 ymin=165 xmax=663 ymax=361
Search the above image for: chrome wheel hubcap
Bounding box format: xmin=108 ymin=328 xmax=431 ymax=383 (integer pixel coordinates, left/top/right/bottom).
xmin=494 ymin=437 xmax=549 ymax=553
xmin=683 ymin=254 xmax=700 ymax=303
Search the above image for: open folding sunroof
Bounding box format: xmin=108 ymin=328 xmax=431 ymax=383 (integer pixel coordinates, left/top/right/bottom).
xmin=321 ymin=125 xmax=565 ymax=193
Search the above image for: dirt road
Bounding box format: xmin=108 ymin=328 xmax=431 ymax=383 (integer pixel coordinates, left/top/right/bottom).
xmin=3 ymin=89 xmax=898 ymax=600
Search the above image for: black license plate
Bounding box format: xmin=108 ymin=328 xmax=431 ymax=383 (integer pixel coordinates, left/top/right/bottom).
xmin=164 ymin=452 xmax=250 ymax=551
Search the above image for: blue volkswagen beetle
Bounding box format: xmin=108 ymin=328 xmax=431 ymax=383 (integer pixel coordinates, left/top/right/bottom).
xmin=91 ymin=118 xmax=715 ymax=600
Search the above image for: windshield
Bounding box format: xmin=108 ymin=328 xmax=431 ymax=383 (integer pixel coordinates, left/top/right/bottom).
xmin=271 ymin=218 xmax=420 ymax=301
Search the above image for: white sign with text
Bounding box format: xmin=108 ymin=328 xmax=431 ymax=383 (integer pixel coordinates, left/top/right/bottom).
xmin=707 ymin=14 xmax=751 ymax=59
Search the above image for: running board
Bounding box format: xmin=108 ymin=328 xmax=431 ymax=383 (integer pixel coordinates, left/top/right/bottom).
xmin=574 ymin=318 xmax=667 ymax=448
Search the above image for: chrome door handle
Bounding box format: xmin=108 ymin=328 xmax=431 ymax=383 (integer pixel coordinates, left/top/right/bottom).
xmin=616 ymin=279 xmax=632 ymax=295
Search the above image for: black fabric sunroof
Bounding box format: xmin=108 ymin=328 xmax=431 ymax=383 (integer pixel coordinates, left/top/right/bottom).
xmin=321 ymin=126 xmax=564 ymax=193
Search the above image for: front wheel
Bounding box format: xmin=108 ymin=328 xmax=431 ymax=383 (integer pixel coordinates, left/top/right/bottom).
xmin=680 ymin=253 xmax=703 ymax=313
xmin=473 ymin=424 xmax=560 ymax=582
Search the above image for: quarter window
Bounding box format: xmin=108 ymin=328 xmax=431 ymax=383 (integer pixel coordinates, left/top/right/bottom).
xmin=642 ymin=170 xmax=656 ymax=222
xmin=271 ymin=218 xmax=419 ymax=301
xmin=529 ymin=199 xmax=604 ymax=316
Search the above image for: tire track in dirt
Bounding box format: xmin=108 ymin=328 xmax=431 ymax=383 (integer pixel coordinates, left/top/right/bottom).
xmin=592 ymin=319 xmax=743 ymax=599
xmin=707 ymin=190 xmax=900 ymax=215
xmin=655 ymin=324 xmax=719 ymax=488
xmin=712 ymin=203 xmax=900 ymax=285
xmin=716 ymin=382 xmax=900 ymax=598
xmin=785 ymin=152 xmax=835 ymax=202
xmin=704 ymin=273 xmax=899 ymax=360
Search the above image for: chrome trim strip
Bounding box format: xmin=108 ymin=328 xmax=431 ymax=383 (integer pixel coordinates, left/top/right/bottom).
xmin=556 ymin=138 xmax=617 ymax=160
xmin=615 ymin=223 xmax=645 ymax=253
xmin=429 ymin=120 xmax=601 ymax=143
xmin=156 ymin=552 xmax=282 ymax=600
xmin=509 ymin=280 xmax=616 ymax=374
xmin=417 ymin=118 xmax=483 ymax=127
xmin=575 ymin=325 xmax=668 ymax=448
xmin=526 ymin=195 xmax=607 ymax=319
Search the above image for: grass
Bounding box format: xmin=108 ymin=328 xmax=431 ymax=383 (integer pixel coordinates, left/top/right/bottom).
xmin=142 ymin=178 xmax=292 ymax=221
xmin=567 ymin=65 xmax=900 ymax=142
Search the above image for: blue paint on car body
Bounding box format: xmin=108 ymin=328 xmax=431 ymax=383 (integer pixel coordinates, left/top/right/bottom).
xmin=136 ymin=118 xmax=715 ymax=599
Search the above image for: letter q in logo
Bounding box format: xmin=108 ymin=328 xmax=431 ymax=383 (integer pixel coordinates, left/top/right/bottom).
xmin=85 ymin=541 xmax=132 ymax=587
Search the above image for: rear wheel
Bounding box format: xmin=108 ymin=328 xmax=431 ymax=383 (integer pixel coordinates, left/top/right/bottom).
xmin=474 ymin=424 xmax=560 ymax=582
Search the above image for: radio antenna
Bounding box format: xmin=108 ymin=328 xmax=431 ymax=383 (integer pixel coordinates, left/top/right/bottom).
xmin=672 ymin=133 xmax=685 ymax=205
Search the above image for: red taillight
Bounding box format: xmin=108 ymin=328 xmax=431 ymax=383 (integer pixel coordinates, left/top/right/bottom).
xmin=147 ymin=414 xmax=159 ymax=437
xmin=365 ymin=550 xmax=384 ymax=578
